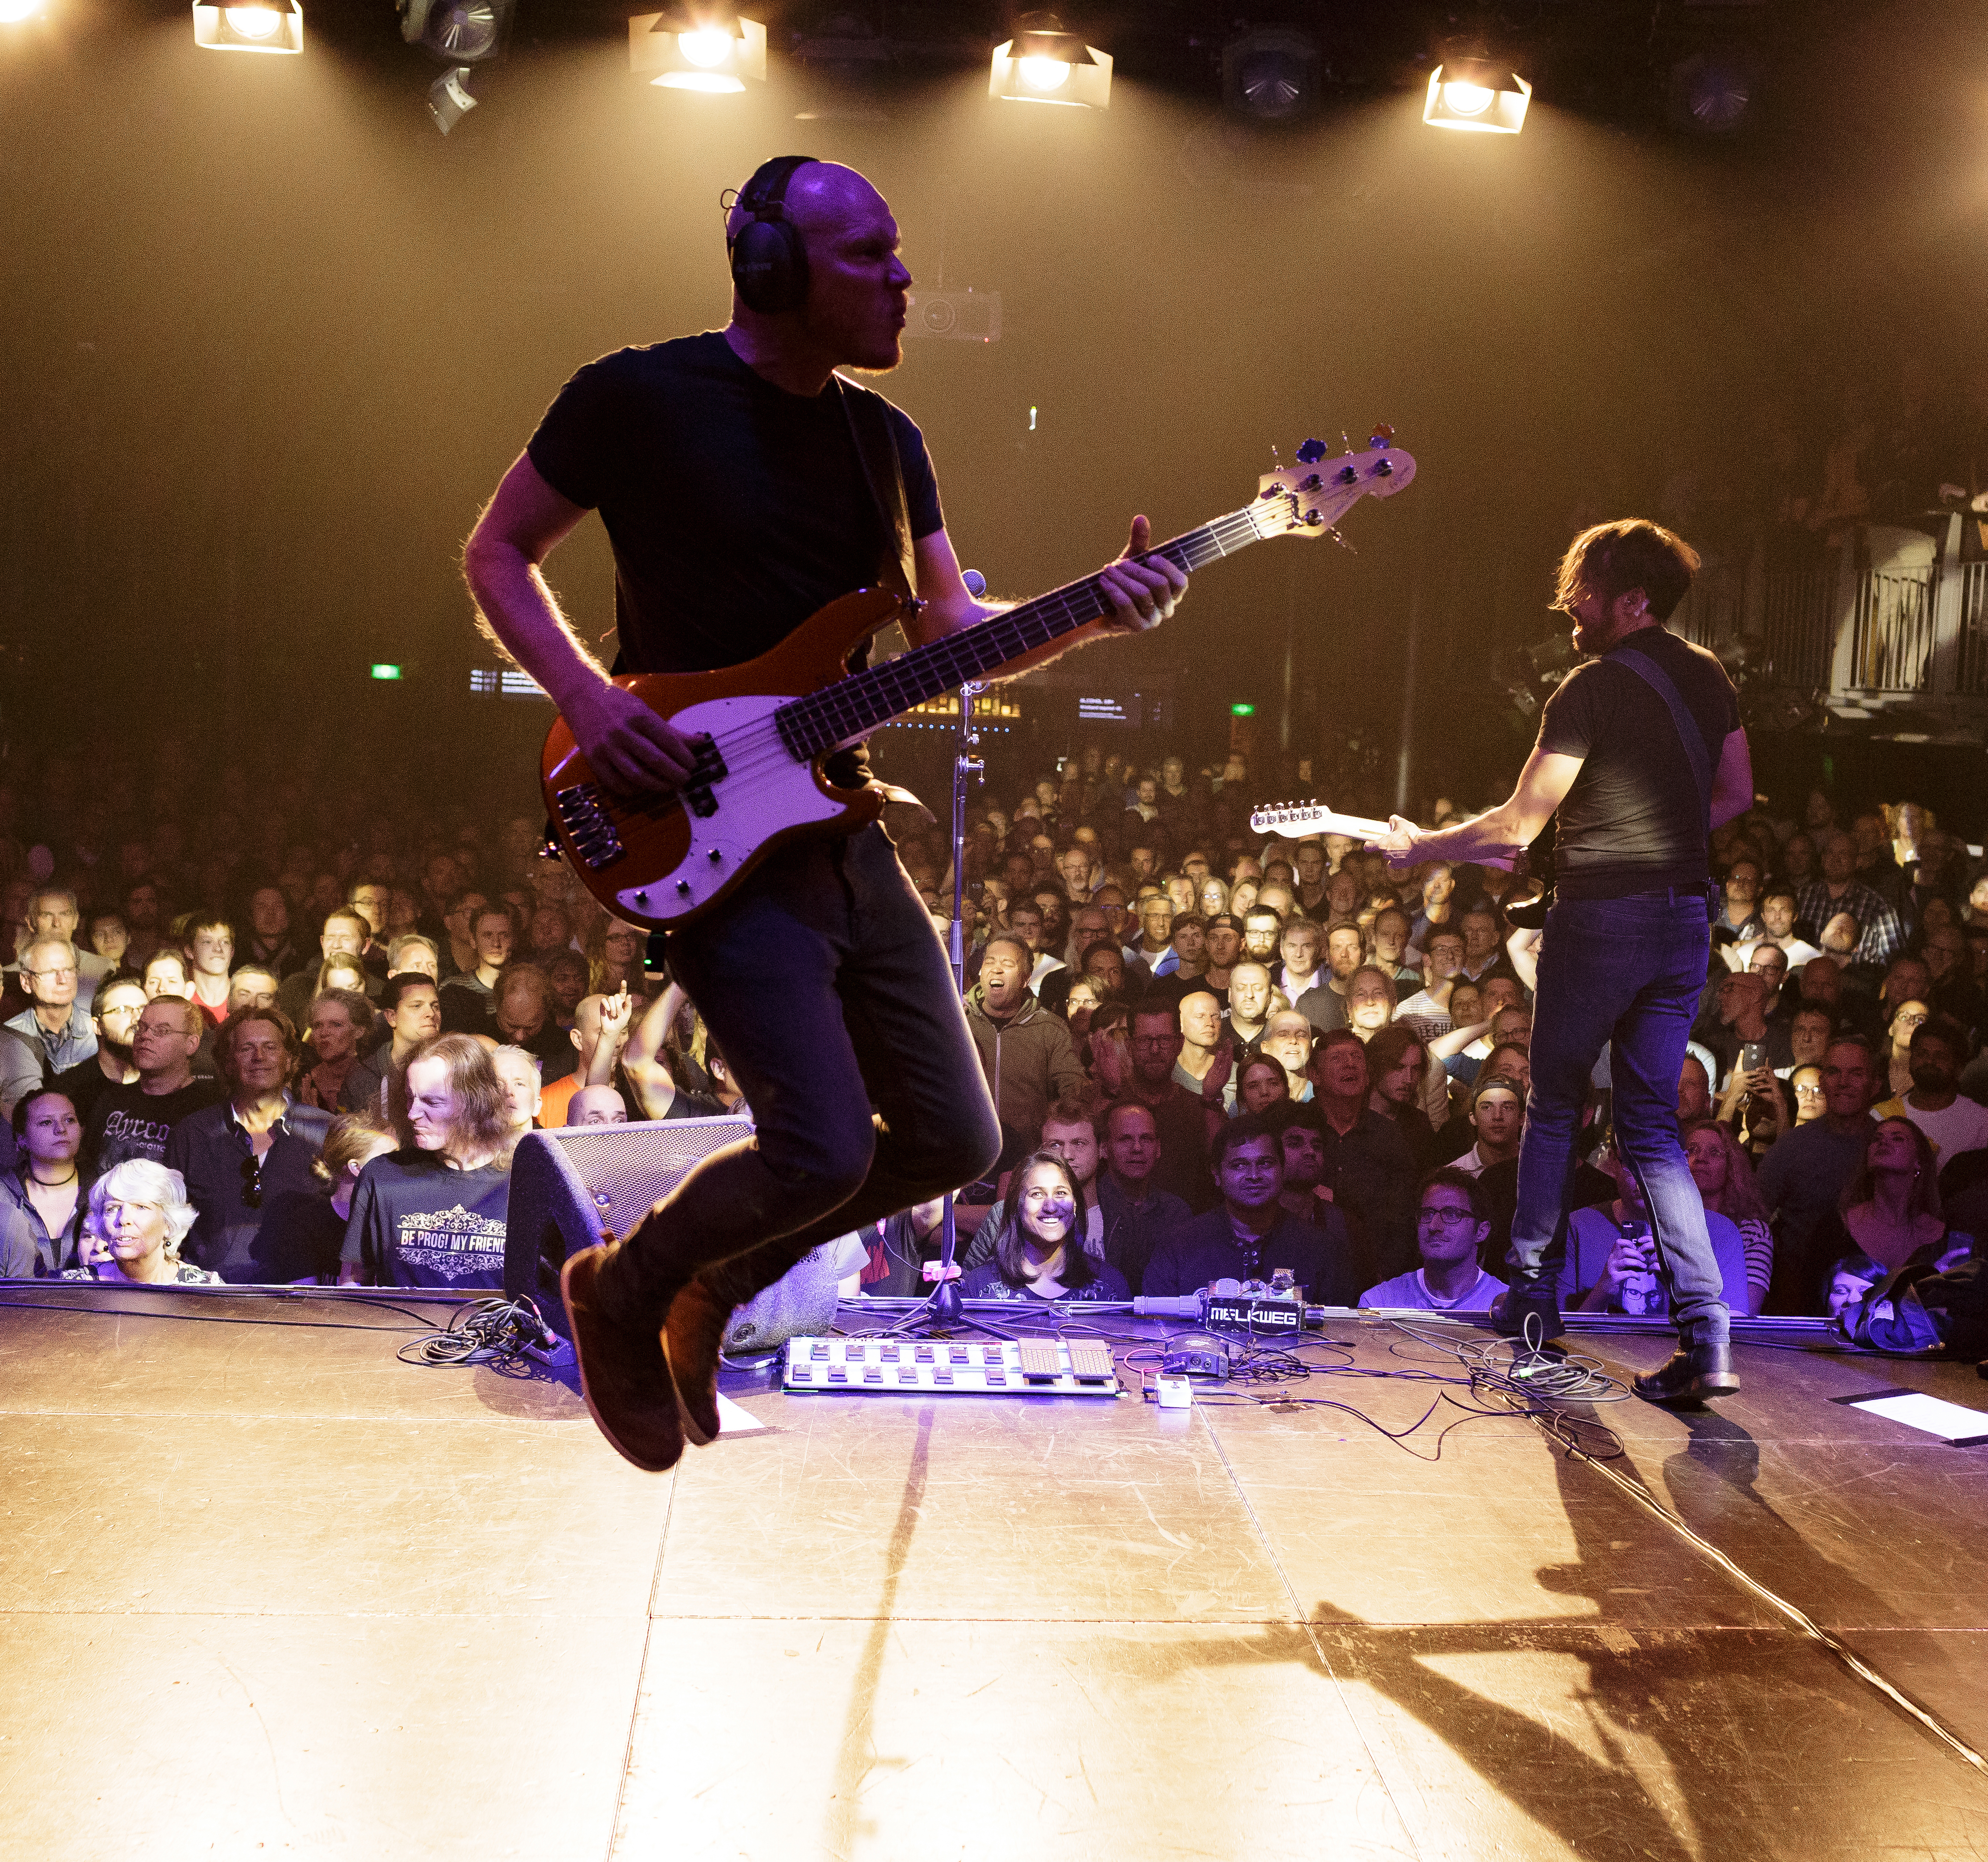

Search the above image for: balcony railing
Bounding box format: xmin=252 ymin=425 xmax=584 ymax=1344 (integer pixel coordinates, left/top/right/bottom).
xmin=1667 ymin=515 xmax=1988 ymax=716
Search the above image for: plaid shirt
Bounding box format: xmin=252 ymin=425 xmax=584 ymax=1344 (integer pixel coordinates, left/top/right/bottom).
xmin=1794 ymin=879 xmax=1904 ymax=968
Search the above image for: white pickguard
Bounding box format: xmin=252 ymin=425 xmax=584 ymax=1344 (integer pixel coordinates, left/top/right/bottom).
xmin=612 ymin=693 xmax=845 ymax=921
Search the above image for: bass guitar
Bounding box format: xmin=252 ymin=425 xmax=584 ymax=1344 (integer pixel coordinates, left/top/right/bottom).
xmin=545 ymin=430 xmax=1416 ymax=929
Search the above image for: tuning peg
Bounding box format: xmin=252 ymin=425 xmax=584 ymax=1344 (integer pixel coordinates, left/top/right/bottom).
xmin=1369 ymin=422 xmax=1395 ymax=449
xmin=1294 ymin=437 xmax=1326 ymax=464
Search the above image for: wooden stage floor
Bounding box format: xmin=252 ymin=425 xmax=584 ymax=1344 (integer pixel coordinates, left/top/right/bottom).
xmin=3 ymin=1285 xmax=1987 ymax=1861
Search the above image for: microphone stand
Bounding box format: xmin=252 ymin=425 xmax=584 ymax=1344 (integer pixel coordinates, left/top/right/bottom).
xmin=889 ymin=617 xmax=1011 ymax=1343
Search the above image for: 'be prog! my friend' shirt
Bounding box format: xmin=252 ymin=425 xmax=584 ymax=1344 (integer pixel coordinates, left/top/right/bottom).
xmin=341 ymin=1150 xmax=510 ymax=1290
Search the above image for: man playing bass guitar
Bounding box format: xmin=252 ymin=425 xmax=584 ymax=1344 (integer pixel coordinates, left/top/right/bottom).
xmin=463 ymin=156 xmax=1188 ymax=1471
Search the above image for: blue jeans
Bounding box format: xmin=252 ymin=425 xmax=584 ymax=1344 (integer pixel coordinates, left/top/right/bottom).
xmin=1509 ymin=887 xmax=1730 ymax=1348
xmin=594 ymin=824 xmax=1002 ymax=1329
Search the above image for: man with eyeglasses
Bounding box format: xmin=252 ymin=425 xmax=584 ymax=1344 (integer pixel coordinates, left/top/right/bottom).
xmin=50 ymin=977 xmax=149 ymax=1128
xmin=85 ymin=996 xmax=218 ymax=1174
xmin=3 ymin=937 xmax=98 ymax=1090
xmin=1360 ymin=1169 xmax=1507 ymax=1313
xmin=1119 ymin=1003 xmax=1216 ymax=1209
xmin=2 ymin=889 xmax=111 ymax=1011
xmin=166 ymin=1010 xmax=332 ymax=1283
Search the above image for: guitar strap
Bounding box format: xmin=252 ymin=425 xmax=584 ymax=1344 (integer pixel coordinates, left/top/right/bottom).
xmin=1610 ymin=639 xmax=1721 ymax=921
xmin=835 ymin=373 xmax=917 ymax=604
xmin=833 ymin=373 xmax=930 ymax=818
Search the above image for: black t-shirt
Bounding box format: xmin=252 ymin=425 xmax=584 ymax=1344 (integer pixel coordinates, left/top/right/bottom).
xmin=1534 ymin=627 xmax=1740 ymax=900
xmin=342 ymin=1150 xmax=511 ymax=1290
xmin=86 ymin=1079 xmax=223 ymax=1175
xmin=525 ymin=332 xmax=944 ymax=675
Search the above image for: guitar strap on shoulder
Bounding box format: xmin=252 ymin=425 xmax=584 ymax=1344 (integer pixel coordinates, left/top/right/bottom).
xmin=835 ymin=374 xmax=916 ymax=603
xmin=1608 ymin=641 xmax=1714 ymax=825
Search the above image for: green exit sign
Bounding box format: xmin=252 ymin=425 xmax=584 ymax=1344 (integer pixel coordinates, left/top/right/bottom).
xmin=371 ymin=664 xmax=403 ymax=681
xmin=1229 ymin=703 xmax=1256 ymax=717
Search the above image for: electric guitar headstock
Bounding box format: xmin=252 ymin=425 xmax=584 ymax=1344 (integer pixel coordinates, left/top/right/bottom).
xmin=1249 ymin=428 xmax=1417 ymax=544
xmin=1250 ymin=799 xmax=1392 ymax=841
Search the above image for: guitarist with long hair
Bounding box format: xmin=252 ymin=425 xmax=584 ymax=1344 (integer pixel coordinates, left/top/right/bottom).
xmin=462 ymin=157 xmax=1188 ymax=1471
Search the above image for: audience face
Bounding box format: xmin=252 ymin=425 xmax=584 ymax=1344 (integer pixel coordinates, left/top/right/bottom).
xmin=349 ymin=883 xmax=389 ymax=937
xmin=248 ymin=888 xmax=289 ymax=943
xmin=1791 ymin=1064 xmax=1826 ymax=1122
xmin=1179 ymin=990 xmax=1223 ymax=1052
xmin=1280 ymin=1122 xmax=1325 ymax=1190
xmin=1237 ymin=1057 xmax=1289 ymax=1113
xmin=1165 ymin=876 xmax=1197 ymax=916
xmin=978 ymin=943 xmax=1028 ymax=1016
xmin=472 ymin=910 xmax=515 ymax=971
xmin=1310 ymin=1038 xmax=1369 ymax=1103
xmin=567 ymin=1083 xmax=625 ymax=1126
xmin=1416 ymin=1182 xmax=1487 ymax=1270
xmin=226 ymin=1020 xmax=292 ymax=1101
xmin=1909 ymin=1031 xmax=1962 ymax=1098
xmin=1678 ymin=1057 xmax=1712 ymax=1123
xmin=1760 ymin=894 xmax=1796 ymax=940
xmin=88 ymin=914 xmax=129 ymax=964
xmin=1128 ymin=1013 xmax=1182 ymax=1086
xmin=1347 ymin=970 xmax=1393 ymax=1034
xmin=101 ymin=1192 xmax=175 ymax=1281
xmin=1137 ymin=898 xmax=1172 ymax=947
xmin=1040 ymin=1115 xmax=1100 ymax=1190
xmin=1470 ymin=1084 xmax=1523 ymax=1156
xmin=1724 ymin=862 xmax=1761 ymax=913
xmin=228 ymin=968 xmax=279 ymax=1013
xmin=1199 ymin=877 xmax=1229 ymax=919
xmin=309 ymin=999 xmax=363 ymax=1065
xmin=1254 ymin=883 xmax=1293 ymax=920
xmin=1294 ymin=844 xmax=1325 ymax=886
xmin=1228 ymin=963 xmax=1272 ymax=1026
xmin=1105 ymin=1104 xmax=1160 ymax=1184
xmin=1887 ymin=999 xmax=1930 ymax=1053
xmin=1684 ymin=1124 xmax=1730 ymax=1203
xmin=132 ymin=1000 xmax=200 ymax=1081
xmin=18 ymin=1092 xmax=81 ymax=1174
xmin=1821 ymin=1042 xmax=1874 ymax=1120
xmin=443 ymin=893 xmax=486 ymax=951
xmin=20 ymin=939 xmax=79 ymax=1016
xmin=386 ymin=982 xmax=442 ymax=1049
xmin=1214 ymin=1133 xmax=1283 ymax=1215
xmin=1169 ymin=918 xmax=1206 ymax=969
xmin=1800 ymin=957 xmax=1841 ymax=1006
xmin=1374 ymin=1042 xmax=1424 ymax=1108
xmin=1747 ymin=945 xmax=1789 ymax=997
xmin=1883 ymin=959 xmax=1931 ymax=1012
xmin=1925 ymin=926 xmax=1967 ymax=982
xmin=405 ymin=1057 xmax=468 ymax=1153
xmin=1461 ymin=910 xmax=1499 ymax=963
xmin=93 ymin=980 xmax=147 ymax=1055
xmin=1014 ymin=1161 xmax=1077 ymax=1255
xmin=1828 ymin=1267 xmax=1878 ymax=1318
xmin=1260 ymin=1011 xmax=1313 ymax=1079
xmin=320 ymin=911 xmax=368 ymax=961
xmin=1006 ymin=904 xmax=1044 ymax=952
xmin=1325 ymin=926 xmax=1363 ymax=982
xmin=1241 ymin=911 xmax=1280 ymax=961
xmin=491 ymin=1050 xmax=542 ymax=1129
xmin=1205 ymin=922 xmax=1241 ymax=969
xmin=1057 ymin=848 xmax=1093 ymax=897
xmin=1279 ymin=922 xmax=1320 ymax=978
xmin=1422 ymin=931 xmax=1465 ymax=981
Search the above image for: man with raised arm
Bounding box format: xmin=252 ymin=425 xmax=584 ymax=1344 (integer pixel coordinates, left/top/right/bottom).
xmin=463 ymin=156 xmax=1188 ymax=1472
xmin=1374 ymin=520 xmax=1754 ymax=1406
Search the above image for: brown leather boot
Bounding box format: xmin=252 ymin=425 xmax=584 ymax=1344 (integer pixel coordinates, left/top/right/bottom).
xmin=561 ymin=1245 xmax=685 ymax=1473
xmin=663 ymin=1276 xmax=734 ymax=1447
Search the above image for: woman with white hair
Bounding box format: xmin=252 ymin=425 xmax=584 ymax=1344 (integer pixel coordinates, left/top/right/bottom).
xmin=63 ymin=1160 xmax=221 ymax=1285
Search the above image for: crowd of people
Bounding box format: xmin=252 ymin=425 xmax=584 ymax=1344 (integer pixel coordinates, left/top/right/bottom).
xmin=2 ymin=732 xmax=1984 ymax=1324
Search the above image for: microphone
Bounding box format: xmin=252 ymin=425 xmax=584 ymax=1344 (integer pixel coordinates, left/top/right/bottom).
xmin=962 ymin=568 xmax=986 ymax=598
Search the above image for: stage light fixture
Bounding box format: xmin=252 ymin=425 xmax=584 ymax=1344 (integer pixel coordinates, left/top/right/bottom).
xmin=630 ymin=8 xmax=767 ymax=93
xmin=1666 ymin=49 xmax=1759 ymax=136
xmin=1222 ymin=27 xmax=1318 ymax=125
xmin=989 ymin=12 xmax=1110 ymax=110
xmin=429 ymin=63 xmax=477 ymax=131
xmin=1422 ymin=56 xmax=1529 ymax=134
xmin=192 ymin=0 xmax=303 ymax=54
xmin=0 ymin=0 xmax=46 ymax=20
xmin=400 ymin=0 xmax=513 ymax=64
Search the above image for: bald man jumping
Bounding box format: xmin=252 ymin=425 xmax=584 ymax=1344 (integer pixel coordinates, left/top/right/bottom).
xmin=464 ymin=157 xmax=1188 ymax=1471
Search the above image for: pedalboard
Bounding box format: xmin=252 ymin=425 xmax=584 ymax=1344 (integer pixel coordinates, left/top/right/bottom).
xmin=782 ymin=1335 xmax=1121 ymax=1398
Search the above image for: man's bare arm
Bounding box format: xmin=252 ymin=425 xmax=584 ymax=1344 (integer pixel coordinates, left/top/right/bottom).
xmin=1372 ymin=749 xmax=1584 ymax=871
xmin=1711 ymin=728 xmax=1754 ymax=831
xmin=462 ymin=453 xmax=698 ymax=796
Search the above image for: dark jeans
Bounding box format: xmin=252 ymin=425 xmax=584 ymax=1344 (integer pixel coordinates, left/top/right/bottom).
xmin=594 ymin=824 xmax=1002 ymax=1330
xmin=1509 ymin=886 xmax=1730 ymax=1348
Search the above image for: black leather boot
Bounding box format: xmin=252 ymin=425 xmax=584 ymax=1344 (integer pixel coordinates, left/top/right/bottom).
xmin=1489 ymin=1283 xmax=1563 ymax=1340
xmin=1632 ymin=1339 xmax=1739 ymax=1406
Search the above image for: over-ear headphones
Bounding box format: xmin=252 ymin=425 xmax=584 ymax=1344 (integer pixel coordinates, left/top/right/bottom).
xmin=727 ymin=154 xmax=819 ymax=315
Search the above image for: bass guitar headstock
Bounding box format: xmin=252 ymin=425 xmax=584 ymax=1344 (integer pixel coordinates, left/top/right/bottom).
xmin=1251 ymin=427 xmax=1417 ymax=543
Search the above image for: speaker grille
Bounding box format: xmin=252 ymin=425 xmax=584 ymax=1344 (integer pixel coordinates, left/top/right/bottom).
xmin=549 ymin=1116 xmax=754 ymax=1235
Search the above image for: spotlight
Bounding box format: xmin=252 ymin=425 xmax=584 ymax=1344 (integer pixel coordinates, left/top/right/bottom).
xmin=400 ymin=0 xmax=513 ymax=65
xmin=630 ymin=8 xmax=767 ymax=93
xmin=1422 ymin=56 xmax=1529 ymax=134
xmin=192 ymin=0 xmax=303 ymax=54
xmin=989 ymin=11 xmax=1110 ymax=110
xmin=429 ymin=64 xmax=477 ymax=132
xmin=1222 ymin=27 xmax=1318 ymax=125
xmin=1666 ymin=50 xmax=1760 ymax=137
xmin=0 ymin=0 xmax=43 ymax=17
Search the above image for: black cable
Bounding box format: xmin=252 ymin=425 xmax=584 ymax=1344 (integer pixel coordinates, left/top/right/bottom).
xmin=395 ymin=1296 xmax=562 ymax=1371
xmin=0 ymin=1289 xmax=447 ymax=1332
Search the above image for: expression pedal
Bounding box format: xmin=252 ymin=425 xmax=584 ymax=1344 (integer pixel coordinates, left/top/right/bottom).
xmin=783 ymin=1336 xmax=1120 ymax=1398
